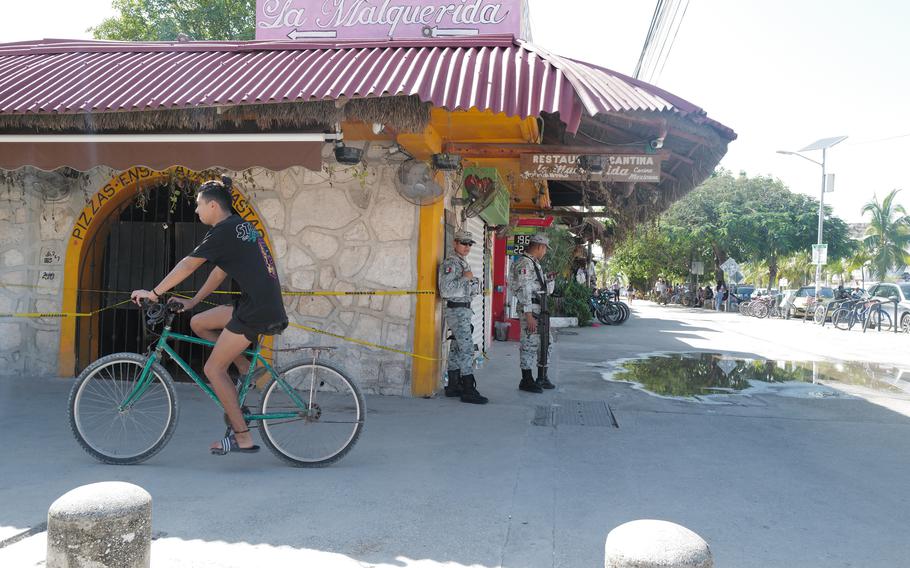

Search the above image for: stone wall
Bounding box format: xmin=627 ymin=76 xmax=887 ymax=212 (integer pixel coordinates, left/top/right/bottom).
xmin=0 ymin=151 xmax=421 ymax=395
xmin=0 ymin=167 xmax=117 ymax=376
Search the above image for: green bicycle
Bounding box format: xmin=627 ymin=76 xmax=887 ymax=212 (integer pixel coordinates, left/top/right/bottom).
xmin=67 ymin=300 xmax=365 ymax=467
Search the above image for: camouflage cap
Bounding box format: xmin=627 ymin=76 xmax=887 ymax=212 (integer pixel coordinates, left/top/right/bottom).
xmin=454 ymin=229 xmax=476 ymax=244
xmin=529 ymin=234 xmax=550 ymax=246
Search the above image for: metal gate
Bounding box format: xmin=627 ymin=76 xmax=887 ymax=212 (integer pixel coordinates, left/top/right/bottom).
xmin=75 ymin=185 xmax=231 ymax=378
xmin=464 ymin=215 xmax=487 ymax=354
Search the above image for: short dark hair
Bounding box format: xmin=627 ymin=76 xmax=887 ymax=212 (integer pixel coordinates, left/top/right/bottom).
xmin=197 ymin=175 xmax=234 ymax=212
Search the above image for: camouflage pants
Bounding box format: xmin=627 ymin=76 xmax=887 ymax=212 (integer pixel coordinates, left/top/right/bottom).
xmin=445 ymin=307 xmax=474 ymax=374
xmin=519 ymin=309 xmax=553 ymax=370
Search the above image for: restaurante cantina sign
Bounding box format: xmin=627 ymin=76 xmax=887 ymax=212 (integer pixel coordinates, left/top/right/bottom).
xmin=519 ymin=153 xmax=663 ymax=183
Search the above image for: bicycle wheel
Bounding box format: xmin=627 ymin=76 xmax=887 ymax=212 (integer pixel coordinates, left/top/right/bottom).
xmin=813 ymin=304 xmax=827 ymax=325
xmin=739 ymin=301 xmax=751 ymax=316
xmin=866 ymin=308 xmax=892 ymax=331
xmin=753 ymin=302 xmax=770 ymax=318
xmin=68 ymin=352 xmax=178 ymax=465
xmin=832 ymin=308 xmax=852 ymax=330
xmin=604 ymin=303 xmax=624 ymax=325
xmin=616 ymin=302 xmax=631 ymax=323
xmin=260 ymin=359 xmax=365 ymax=467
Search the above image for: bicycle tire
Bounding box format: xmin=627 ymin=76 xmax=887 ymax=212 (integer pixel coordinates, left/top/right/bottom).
xmin=604 ymin=303 xmax=624 ymax=324
xmin=832 ymin=308 xmax=852 ymax=331
xmin=260 ymin=359 xmax=365 ymax=467
xmin=68 ymin=352 xmax=178 ymax=465
xmin=865 ymin=308 xmax=892 ymax=332
xmin=616 ymin=302 xmax=631 ymax=323
xmin=739 ymin=301 xmax=751 ymax=316
xmin=753 ymin=302 xmax=770 ymax=318
xmin=592 ymin=303 xmax=611 ymax=325
xmin=813 ymin=305 xmax=827 ymax=325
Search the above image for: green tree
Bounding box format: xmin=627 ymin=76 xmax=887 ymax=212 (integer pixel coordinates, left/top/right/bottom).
xmin=846 ymin=244 xmax=873 ymax=288
xmin=92 ymin=0 xmax=255 ymax=41
xmin=662 ymin=170 xmax=853 ymax=288
xmin=661 ymin=170 xmax=741 ymax=283
xmin=861 ymin=189 xmax=910 ymax=280
xmin=610 ymin=225 xmax=694 ymax=291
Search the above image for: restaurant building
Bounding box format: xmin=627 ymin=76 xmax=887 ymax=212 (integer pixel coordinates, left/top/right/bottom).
xmin=0 ymin=0 xmax=735 ymax=395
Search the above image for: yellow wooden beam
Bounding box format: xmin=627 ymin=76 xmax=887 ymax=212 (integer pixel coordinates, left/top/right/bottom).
xmin=396 ymin=126 xmax=442 ymax=160
xmin=411 ymin=185 xmax=445 ymax=397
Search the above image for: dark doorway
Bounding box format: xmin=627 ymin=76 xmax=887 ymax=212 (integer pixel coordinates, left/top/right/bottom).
xmin=76 ymin=184 xmax=232 ymax=379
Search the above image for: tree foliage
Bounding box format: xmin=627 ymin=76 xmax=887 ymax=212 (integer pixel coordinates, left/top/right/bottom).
xmin=612 ymin=170 xmax=855 ymax=289
xmin=92 ymin=0 xmax=255 ymax=41
xmin=861 ymin=189 xmax=910 ymax=279
xmin=609 ymin=225 xmax=694 ymax=291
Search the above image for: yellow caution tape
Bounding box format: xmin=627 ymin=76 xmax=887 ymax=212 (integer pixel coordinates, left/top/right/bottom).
xmin=0 ymin=299 xmax=133 ymax=319
xmin=0 ymin=291 xmax=439 ymax=362
xmin=0 ymin=283 xmax=436 ymax=298
xmin=282 ymin=321 xmax=438 ymax=362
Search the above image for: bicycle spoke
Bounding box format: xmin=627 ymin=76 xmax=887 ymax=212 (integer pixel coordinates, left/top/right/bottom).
xmin=260 ymin=361 xmax=364 ymax=466
xmin=71 ymin=355 xmax=175 ymax=463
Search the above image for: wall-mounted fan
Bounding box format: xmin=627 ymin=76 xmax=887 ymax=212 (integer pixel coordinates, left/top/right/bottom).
xmin=394 ymin=160 xmax=444 ymax=205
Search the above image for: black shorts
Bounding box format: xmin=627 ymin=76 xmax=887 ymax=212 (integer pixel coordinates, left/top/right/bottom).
xmin=226 ymin=316 xmax=289 ymax=343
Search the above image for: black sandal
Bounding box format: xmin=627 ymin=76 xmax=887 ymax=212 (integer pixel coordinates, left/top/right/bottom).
xmin=211 ymin=428 xmax=260 ymax=456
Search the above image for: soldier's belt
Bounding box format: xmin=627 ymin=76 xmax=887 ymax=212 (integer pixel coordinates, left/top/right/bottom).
xmin=446 ymin=301 xmax=472 ymax=309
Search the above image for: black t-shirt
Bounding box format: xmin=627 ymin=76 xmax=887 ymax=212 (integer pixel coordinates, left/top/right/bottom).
xmin=190 ymin=214 xmax=287 ymax=326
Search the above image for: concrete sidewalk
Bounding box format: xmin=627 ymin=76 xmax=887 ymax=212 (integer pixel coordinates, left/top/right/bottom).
xmin=3 ymin=302 xmax=910 ymax=567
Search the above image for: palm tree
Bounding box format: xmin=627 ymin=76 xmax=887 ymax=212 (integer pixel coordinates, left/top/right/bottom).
xmin=846 ymin=245 xmax=873 ymax=288
xmin=862 ymin=189 xmax=910 ymax=280
xmin=778 ymin=252 xmax=812 ymax=288
xmin=741 ymin=260 xmax=769 ymax=288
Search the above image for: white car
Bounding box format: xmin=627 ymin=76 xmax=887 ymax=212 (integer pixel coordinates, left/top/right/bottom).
xmin=791 ymin=286 xmax=834 ymax=318
xmin=867 ymin=282 xmax=910 ymax=330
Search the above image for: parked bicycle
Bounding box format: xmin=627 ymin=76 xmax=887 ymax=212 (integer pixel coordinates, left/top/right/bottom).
xmin=68 ymin=299 xmax=365 ymax=467
xmin=831 ymin=298 xmax=892 ymax=332
xmin=590 ymin=290 xmax=630 ymax=325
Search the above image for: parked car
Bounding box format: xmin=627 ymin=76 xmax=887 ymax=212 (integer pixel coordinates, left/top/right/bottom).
xmin=733 ymin=285 xmax=755 ymax=302
xmin=868 ymin=282 xmax=910 ymax=330
xmin=790 ymin=286 xmax=834 ymax=318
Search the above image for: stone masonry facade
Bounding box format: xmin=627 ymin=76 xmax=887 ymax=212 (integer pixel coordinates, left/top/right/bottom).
xmin=0 ymin=148 xmax=420 ymax=395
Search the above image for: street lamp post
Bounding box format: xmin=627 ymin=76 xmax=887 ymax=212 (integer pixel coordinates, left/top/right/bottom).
xmin=777 ymin=136 xmax=848 ymax=297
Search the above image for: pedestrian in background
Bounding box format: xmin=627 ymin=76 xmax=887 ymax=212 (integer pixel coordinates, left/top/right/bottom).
xmin=438 ymin=229 xmax=488 ymax=404
xmin=510 ymin=234 xmax=555 ymax=393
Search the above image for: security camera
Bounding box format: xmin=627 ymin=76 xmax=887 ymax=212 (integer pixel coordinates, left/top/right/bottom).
xmin=649 ymin=137 xmax=664 ymax=150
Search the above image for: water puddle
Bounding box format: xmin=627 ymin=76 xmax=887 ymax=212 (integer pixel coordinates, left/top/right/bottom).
xmin=601 ymin=352 xmax=910 ymax=401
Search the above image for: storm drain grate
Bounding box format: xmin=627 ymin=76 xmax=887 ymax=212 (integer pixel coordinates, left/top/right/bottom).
xmin=532 ymin=400 xmax=619 ymax=428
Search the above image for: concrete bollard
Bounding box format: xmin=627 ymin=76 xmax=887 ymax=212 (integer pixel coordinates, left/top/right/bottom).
xmin=47 ymin=482 xmax=152 ymax=568
xmin=605 ymin=519 xmax=713 ymax=568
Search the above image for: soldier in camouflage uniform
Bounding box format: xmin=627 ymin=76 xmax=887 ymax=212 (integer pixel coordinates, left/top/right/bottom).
xmin=437 ymin=229 xmax=488 ymax=404
xmin=510 ymin=233 xmax=555 ymax=393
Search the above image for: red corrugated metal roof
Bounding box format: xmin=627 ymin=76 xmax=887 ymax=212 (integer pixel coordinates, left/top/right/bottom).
xmin=0 ymin=36 xmax=733 ymax=138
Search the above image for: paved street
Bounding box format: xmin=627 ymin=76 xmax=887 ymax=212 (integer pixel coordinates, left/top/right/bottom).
xmin=3 ymin=302 xmax=910 ymax=567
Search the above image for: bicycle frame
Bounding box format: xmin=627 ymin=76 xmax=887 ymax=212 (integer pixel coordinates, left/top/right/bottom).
xmin=119 ymin=324 xmax=310 ymax=423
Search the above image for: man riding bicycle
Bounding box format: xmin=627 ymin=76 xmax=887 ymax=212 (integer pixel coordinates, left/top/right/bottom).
xmin=131 ymin=176 xmax=288 ymax=456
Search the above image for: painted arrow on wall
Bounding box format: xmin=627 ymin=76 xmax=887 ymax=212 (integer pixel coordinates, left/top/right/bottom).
xmin=287 ymin=29 xmax=338 ymax=40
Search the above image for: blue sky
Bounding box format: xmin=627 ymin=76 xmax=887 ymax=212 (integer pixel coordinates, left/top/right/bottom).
xmin=2 ymin=0 xmax=907 ymax=223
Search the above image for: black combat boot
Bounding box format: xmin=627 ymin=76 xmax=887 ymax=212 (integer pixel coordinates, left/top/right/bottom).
xmin=536 ymin=365 xmax=555 ymax=390
xmin=519 ymin=369 xmax=543 ymax=393
xmin=445 ymin=369 xmax=463 ymax=398
xmin=459 ymin=375 xmax=489 ymax=404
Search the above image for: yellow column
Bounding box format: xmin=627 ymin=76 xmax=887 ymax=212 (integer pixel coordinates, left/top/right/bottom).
xmin=411 ymin=196 xmax=444 ymax=396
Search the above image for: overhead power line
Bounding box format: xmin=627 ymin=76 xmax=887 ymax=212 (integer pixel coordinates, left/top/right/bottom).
xmin=633 ymin=0 xmax=690 ymax=83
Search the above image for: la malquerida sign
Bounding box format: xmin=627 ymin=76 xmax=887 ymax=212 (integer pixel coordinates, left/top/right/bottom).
xmin=256 ymin=0 xmax=529 ymax=40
